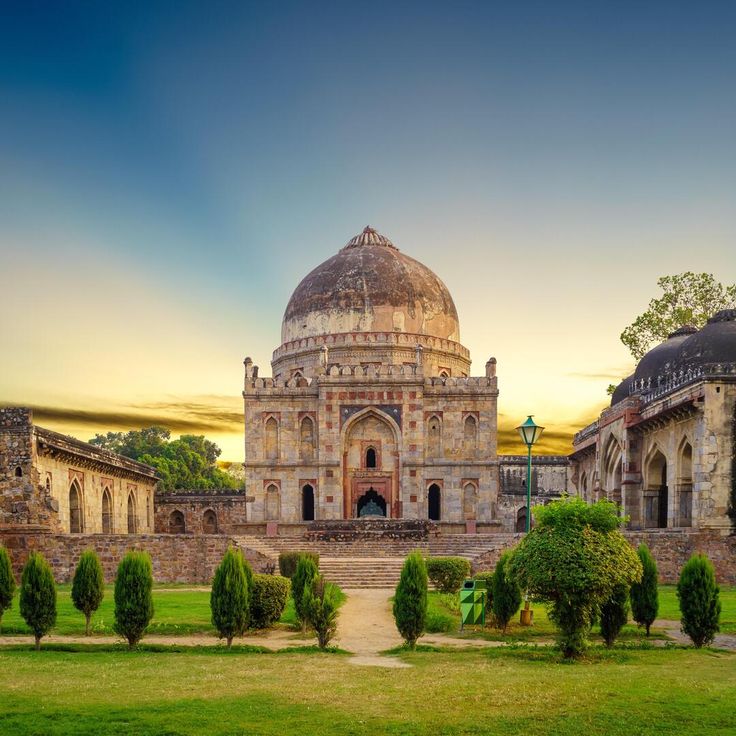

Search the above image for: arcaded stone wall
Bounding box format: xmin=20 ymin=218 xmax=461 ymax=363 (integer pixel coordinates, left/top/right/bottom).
xmin=154 ymin=492 xmax=248 ymax=535
xmin=0 ymin=531 xmax=272 ymax=584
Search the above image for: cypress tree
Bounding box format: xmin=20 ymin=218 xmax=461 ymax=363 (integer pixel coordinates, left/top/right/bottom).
xmin=292 ymin=555 xmax=319 ymax=633
xmin=630 ymin=544 xmax=659 ymax=636
xmin=113 ymin=551 xmax=154 ymax=649
xmin=71 ymin=549 xmax=105 ymax=636
xmin=0 ymin=546 xmax=16 ymax=634
xmin=600 ymin=583 xmax=629 ymax=647
xmin=393 ymin=551 xmax=428 ymax=649
xmin=491 ymin=551 xmax=522 ymax=634
xmin=677 ymin=553 xmax=721 ymax=648
xmin=304 ymin=576 xmax=341 ymax=649
xmin=19 ymin=551 xmax=57 ymax=650
xmin=210 ymin=547 xmax=250 ymax=648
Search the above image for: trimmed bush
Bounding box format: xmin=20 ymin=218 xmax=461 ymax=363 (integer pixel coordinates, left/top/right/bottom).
xmin=292 ymin=555 xmax=319 ymax=632
xmin=600 ymin=584 xmax=629 ymax=647
xmin=509 ymin=497 xmax=642 ymax=658
xmin=19 ymin=551 xmax=57 ymax=650
xmin=630 ymin=543 xmax=659 ymax=636
xmin=211 ymin=547 xmax=250 ymax=648
xmin=250 ymin=574 xmax=290 ymax=629
xmin=71 ymin=549 xmax=105 ymax=636
xmin=304 ymin=576 xmax=341 ymax=649
xmin=491 ymin=552 xmax=521 ymax=633
xmin=473 ymin=571 xmax=495 ymax=620
xmin=393 ymin=551 xmax=428 ymax=649
xmin=677 ymin=553 xmax=721 ymax=648
xmin=426 ymin=556 xmax=471 ymax=594
xmin=279 ymin=551 xmax=319 ymax=579
xmin=0 ymin=546 xmax=15 ymax=634
xmin=114 ymin=551 xmax=154 ymax=649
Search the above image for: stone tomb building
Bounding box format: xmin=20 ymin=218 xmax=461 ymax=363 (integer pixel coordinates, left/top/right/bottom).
xmin=0 ymin=407 xmax=157 ymax=535
xmin=243 ymin=227 xmax=504 ymax=529
xmin=570 ymin=310 xmax=736 ymax=533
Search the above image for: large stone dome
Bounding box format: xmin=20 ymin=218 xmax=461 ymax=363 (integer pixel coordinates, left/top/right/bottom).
xmin=281 ymin=226 xmax=460 ymax=344
xmin=676 ymin=309 xmax=736 ymax=368
xmin=632 ymin=325 xmax=698 ymax=384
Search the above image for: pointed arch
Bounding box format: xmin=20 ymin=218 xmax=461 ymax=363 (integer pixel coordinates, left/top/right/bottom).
xmin=203 ymin=508 xmax=218 ymax=534
xmin=127 ymin=491 xmax=137 ymax=534
xmin=101 ymin=487 xmax=113 ymax=533
xmin=302 ymin=484 xmax=315 ymax=521
xmin=265 ymin=483 xmax=280 ymax=521
xmin=428 ymin=483 xmax=441 ymax=521
xmin=463 ymin=482 xmax=477 ymax=520
xmin=645 ymin=447 xmax=668 ymax=529
xmin=677 ymin=437 xmax=693 ymax=527
xmin=169 ymin=509 xmax=186 ymax=534
xmin=264 ymin=416 xmax=279 ymax=461
xmin=463 ymin=414 xmax=478 ymax=458
xmin=426 ymin=414 xmax=442 ymax=458
xmin=365 ymin=446 xmax=377 ymax=468
xmin=69 ymin=480 xmax=83 ymax=533
xmin=299 ymin=415 xmax=315 ymax=462
xmin=602 ymin=435 xmax=623 ymax=506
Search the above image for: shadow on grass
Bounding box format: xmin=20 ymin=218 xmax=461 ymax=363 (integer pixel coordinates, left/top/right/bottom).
xmin=0 ymin=642 xmax=350 ymax=656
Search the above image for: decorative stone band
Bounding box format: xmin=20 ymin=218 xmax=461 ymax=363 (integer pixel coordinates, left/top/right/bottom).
xmin=573 ymin=420 xmax=600 ymax=447
xmin=631 ymin=362 xmax=736 ymax=406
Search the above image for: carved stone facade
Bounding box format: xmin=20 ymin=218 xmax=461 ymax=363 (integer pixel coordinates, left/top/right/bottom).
xmin=570 ymin=311 xmax=736 ymax=534
xmin=1 ymin=407 xmax=157 ymax=534
xmin=244 ymin=227 xmax=507 ymax=528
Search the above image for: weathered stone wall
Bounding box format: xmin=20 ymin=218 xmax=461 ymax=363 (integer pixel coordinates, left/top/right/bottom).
xmin=154 ymin=492 xmax=248 ymax=535
xmin=0 ymin=530 xmax=272 ymax=584
xmin=470 ymin=530 xmax=736 ymax=585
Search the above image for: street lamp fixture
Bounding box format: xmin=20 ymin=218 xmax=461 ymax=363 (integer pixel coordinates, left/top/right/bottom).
xmin=516 ymin=415 xmax=545 ymax=532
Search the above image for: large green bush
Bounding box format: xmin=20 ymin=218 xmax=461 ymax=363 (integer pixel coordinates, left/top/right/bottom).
xmin=0 ymin=546 xmax=15 ymax=634
xmin=279 ymin=551 xmax=319 ymax=579
xmin=19 ymin=551 xmax=57 ymax=650
xmin=114 ymin=551 xmax=154 ymax=649
xmin=304 ymin=576 xmax=341 ymax=649
xmin=509 ymin=497 xmax=642 ymax=658
xmin=426 ymin=556 xmax=471 ymax=594
xmin=630 ymin=543 xmax=659 ymax=636
xmin=250 ymin=574 xmax=290 ymax=629
xmin=491 ymin=551 xmax=521 ymax=633
xmin=292 ymin=555 xmax=319 ymax=632
xmin=393 ymin=551 xmax=428 ymax=649
xmin=211 ymin=547 xmax=250 ymax=648
xmin=71 ymin=549 xmax=105 ymax=636
xmin=677 ymin=553 xmax=721 ymax=648
xmin=599 ymin=584 xmax=629 ymax=647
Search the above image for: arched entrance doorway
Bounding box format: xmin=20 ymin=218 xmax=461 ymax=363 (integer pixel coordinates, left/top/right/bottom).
xmin=357 ymin=488 xmax=387 ymax=517
xmin=428 ymin=484 xmax=441 ymax=521
xmin=516 ymin=506 xmax=528 ymax=533
xmin=646 ymin=450 xmax=668 ymax=528
xmin=302 ymin=484 xmax=315 ymax=521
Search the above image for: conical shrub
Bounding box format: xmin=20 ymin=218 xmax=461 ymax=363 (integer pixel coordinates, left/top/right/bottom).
xmin=19 ymin=551 xmax=57 ymax=650
xmin=677 ymin=553 xmax=721 ymax=648
xmin=393 ymin=551 xmax=428 ymax=649
xmin=492 ymin=551 xmax=521 ymax=633
xmin=292 ymin=555 xmax=319 ymax=633
xmin=114 ymin=551 xmax=154 ymax=649
xmin=630 ymin=544 xmax=658 ymax=636
xmin=71 ymin=549 xmax=105 ymax=636
xmin=210 ymin=547 xmax=250 ymax=648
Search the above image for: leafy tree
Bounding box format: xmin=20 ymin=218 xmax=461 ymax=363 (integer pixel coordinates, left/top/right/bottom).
xmin=492 ymin=551 xmax=522 ymax=634
xmin=630 ymin=544 xmax=659 ymax=636
xmin=677 ymin=553 xmax=721 ymax=648
xmin=599 ymin=584 xmax=629 ymax=647
xmin=393 ymin=551 xmax=428 ymax=649
xmin=114 ymin=551 xmax=154 ymax=649
xmin=509 ymin=497 xmax=642 ymax=658
xmin=71 ymin=549 xmax=105 ymax=636
xmin=620 ymin=272 xmax=736 ymax=359
xmin=304 ymin=576 xmax=341 ymax=649
xmin=19 ymin=552 xmax=57 ymax=650
xmin=0 ymin=546 xmax=16 ymax=634
xmin=89 ymin=426 xmax=238 ymax=491
xmin=426 ymin=557 xmax=471 ymax=593
xmin=292 ymin=555 xmax=319 ymax=633
xmin=210 ymin=548 xmax=250 ymax=648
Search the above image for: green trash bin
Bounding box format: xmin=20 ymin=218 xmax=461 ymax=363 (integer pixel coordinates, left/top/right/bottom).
xmin=459 ymin=578 xmax=485 ymax=629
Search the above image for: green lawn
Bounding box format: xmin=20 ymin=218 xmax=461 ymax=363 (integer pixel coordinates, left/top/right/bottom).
xmin=427 ymin=585 xmax=736 ymax=641
xmin=0 ymin=646 xmax=734 ymax=735
xmin=0 ymin=585 xmax=296 ymax=637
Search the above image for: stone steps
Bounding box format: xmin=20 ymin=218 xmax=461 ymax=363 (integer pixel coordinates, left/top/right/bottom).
xmin=318 ymin=557 xmax=406 ymax=589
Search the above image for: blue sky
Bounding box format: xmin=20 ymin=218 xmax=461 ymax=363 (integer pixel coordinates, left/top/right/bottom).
xmin=1 ymin=1 xmax=735 ymax=458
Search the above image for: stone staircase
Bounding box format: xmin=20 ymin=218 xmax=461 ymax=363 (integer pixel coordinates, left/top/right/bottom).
xmin=232 ymin=532 xmax=518 ymax=588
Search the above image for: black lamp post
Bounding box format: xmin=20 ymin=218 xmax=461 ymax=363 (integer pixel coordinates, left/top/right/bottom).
xmin=515 ymin=416 xmax=545 ymax=532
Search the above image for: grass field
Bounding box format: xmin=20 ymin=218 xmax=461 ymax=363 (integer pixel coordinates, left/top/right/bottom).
xmin=0 ymin=585 xmax=296 ymax=636
xmin=0 ymin=646 xmax=734 ymax=735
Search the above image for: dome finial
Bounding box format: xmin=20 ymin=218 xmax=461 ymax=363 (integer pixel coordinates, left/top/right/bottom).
xmin=343 ymin=226 xmax=397 ymax=250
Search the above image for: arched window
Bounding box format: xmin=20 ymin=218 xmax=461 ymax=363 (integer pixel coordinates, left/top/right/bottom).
xmin=428 ymin=484 xmax=441 ymax=521
xmin=439 ymin=370 xmax=449 ymax=379
xmin=463 ymin=415 xmax=478 ymax=457
xmin=265 ymin=417 xmax=279 ymax=461
xmin=265 ymin=484 xmax=280 ymax=521
xmin=302 ymin=484 xmax=315 ymax=521
xmin=516 ymin=506 xmax=528 ymax=533
xmin=45 ymin=475 xmax=51 ymax=493
xmin=127 ymin=492 xmax=137 ymax=534
xmin=678 ymin=441 xmax=693 ymax=527
xmin=427 ymin=415 xmax=442 ymax=457
xmin=169 ymin=510 xmax=186 ymax=534
xmin=300 ymin=416 xmax=315 ymax=461
xmin=102 ymin=488 xmax=112 ymax=533
xmin=203 ymin=509 xmax=218 ymax=534
xmin=15 ymin=466 xmax=22 ymax=477
xmin=366 ymin=447 xmax=377 ymax=468
xmin=69 ymin=481 xmax=83 ymax=533
xmin=463 ymin=482 xmax=477 ymax=520
xmin=645 ymin=450 xmax=668 ymax=529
